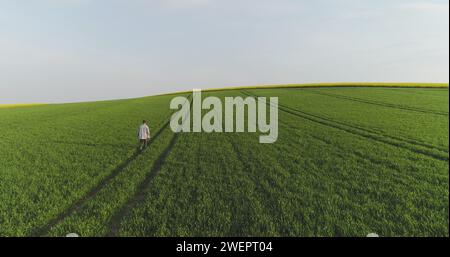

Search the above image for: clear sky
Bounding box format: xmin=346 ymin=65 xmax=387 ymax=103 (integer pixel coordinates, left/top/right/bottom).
xmin=0 ymin=0 xmax=448 ymax=103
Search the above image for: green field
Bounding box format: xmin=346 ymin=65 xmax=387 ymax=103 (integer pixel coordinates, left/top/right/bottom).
xmin=0 ymin=84 xmax=448 ymax=237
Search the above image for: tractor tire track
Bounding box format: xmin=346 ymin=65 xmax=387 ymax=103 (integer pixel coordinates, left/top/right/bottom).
xmin=30 ymin=116 xmax=173 ymax=237
xmin=106 ymin=95 xmax=192 ymax=236
xmin=106 ymin=130 xmax=180 ymax=236
xmin=242 ymin=90 xmax=448 ymax=153
xmin=281 ymin=100 xmax=448 ymax=153
xmin=301 ymin=89 xmax=448 ymax=116
xmin=226 ymin=135 xmax=285 ymax=235
xmin=373 ymin=87 xmax=449 ymax=97
xmin=31 ymin=94 xmax=191 ymax=237
xmin=242 ymin=91 xmax=448 ymax=161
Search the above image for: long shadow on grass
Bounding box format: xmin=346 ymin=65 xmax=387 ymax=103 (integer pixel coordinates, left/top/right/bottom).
xmin=105 ymin=95 xmax=192 ymax=236
xmin=242 ymin=90 xmax=449 ymax=162
xmin=44 ymin=140 xmax=136 ymax=149
xmin=30 ymin=119 xmax=172 ymax=237
xmin=106 ymin=131 xmax=179 ymax=236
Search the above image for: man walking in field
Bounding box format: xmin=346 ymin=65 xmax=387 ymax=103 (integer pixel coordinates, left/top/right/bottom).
xmin=138 ymin=120 xmax=150 ymax=151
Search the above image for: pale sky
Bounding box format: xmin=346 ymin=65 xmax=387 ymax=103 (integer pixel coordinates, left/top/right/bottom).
xmin=0 ymin=0 xmax=449 ymax=103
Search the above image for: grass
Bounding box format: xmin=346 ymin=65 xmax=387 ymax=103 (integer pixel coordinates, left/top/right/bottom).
xmin=0 ymin=84 xmax=448 ymax=236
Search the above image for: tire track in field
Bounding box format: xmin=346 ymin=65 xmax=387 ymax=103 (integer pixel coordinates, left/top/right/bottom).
xmin=30 ymin=95 xmax=190 ymax=237
xmin=307 ymin=132 xmax=407 ymax=173
xmin=282 ymin=101 xmax=448 ymax=153
xmin=106 ymin=130 xmax=180 ymax=236
xmin=301 ymin=89 xmax=449 ymax=116
xmin=106 ymin=95 xmax=192 ymax=237
xmin=374 ymin=87 xmax=449 ymax=97
xmin=241 ymin=90 xmax=448 ymax=153
xmin=242 ymin=91 xmax=449 ymax=161
xmin=30 ymin=117 xmax=173 ymax=237
xmin=279 ymin=102 xmax=449 ymax=161
xmin=306 ymin=132 xmax=448 ymax=185
xmin=226 ymin=135 xmax=285 ymax=235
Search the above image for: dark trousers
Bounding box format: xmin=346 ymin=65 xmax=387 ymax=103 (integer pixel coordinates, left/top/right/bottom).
xmin=139 ymin=139 xmax=148 ymax=150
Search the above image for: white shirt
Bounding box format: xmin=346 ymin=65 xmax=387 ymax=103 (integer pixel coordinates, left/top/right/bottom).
xmin=138 ymin=124 xmax=150 ymax=140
